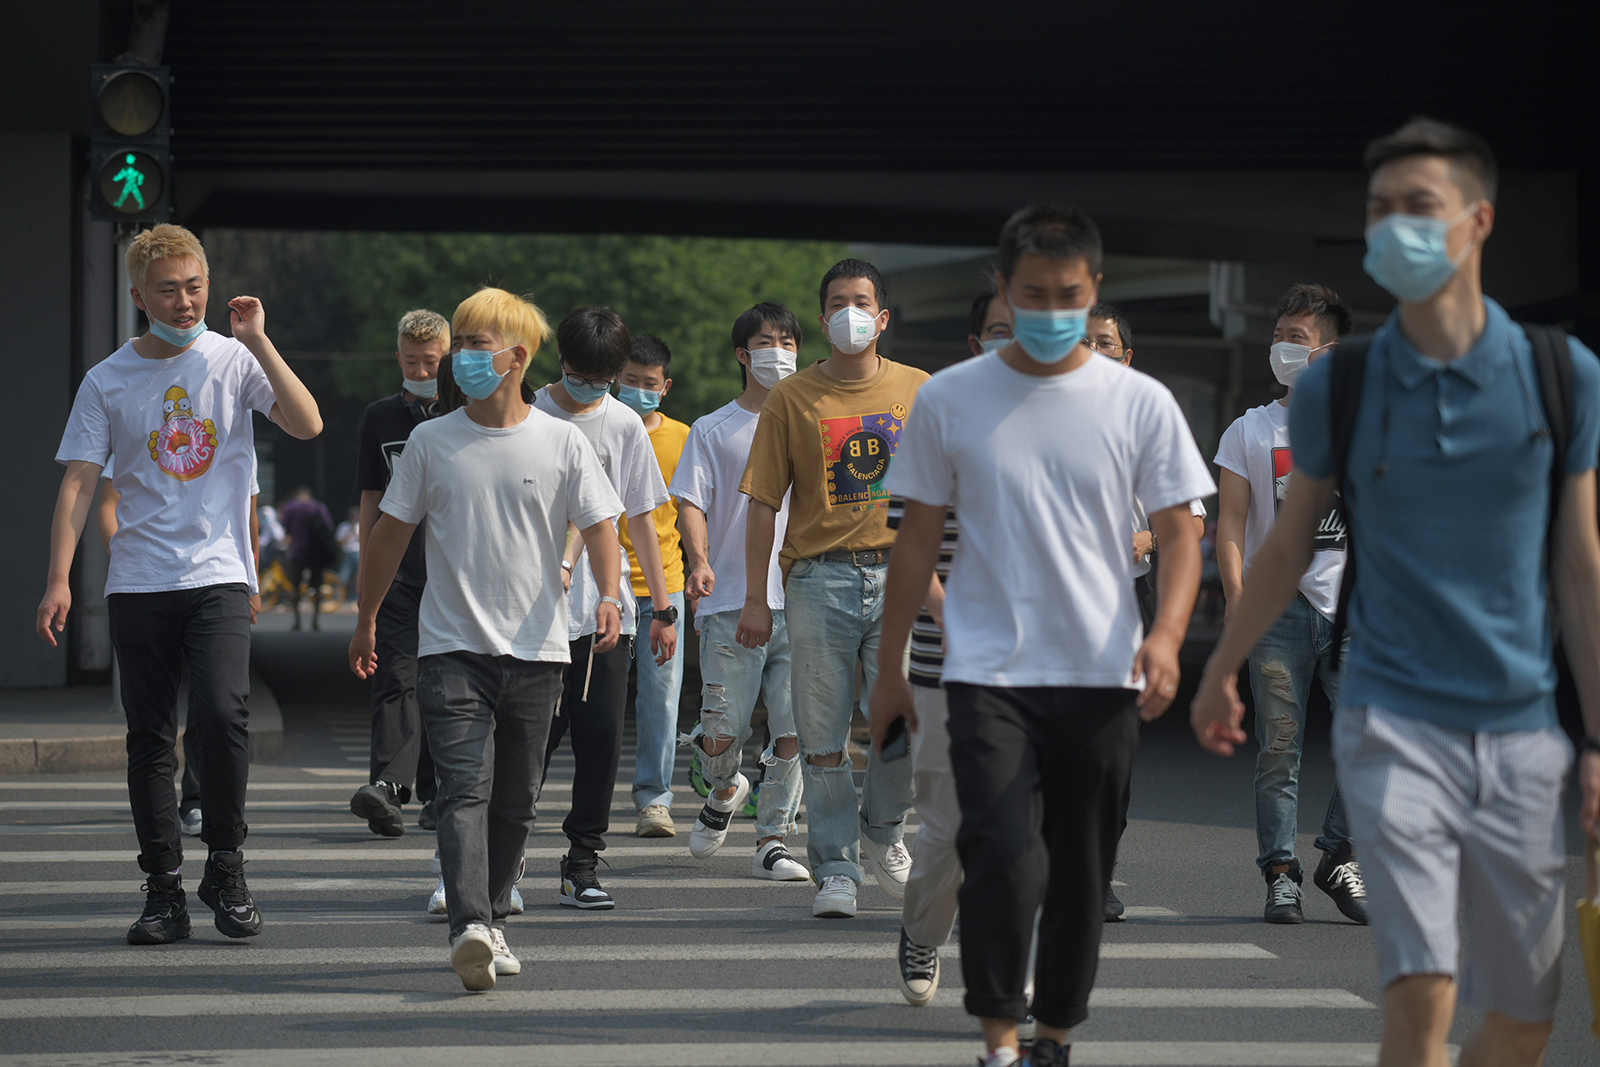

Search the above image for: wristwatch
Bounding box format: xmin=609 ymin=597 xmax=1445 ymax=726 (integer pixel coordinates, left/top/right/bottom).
xmin=561 ymin=560 xmax=573 ymax=572
xmin=599 ymin=596 xmax=625 ymax=612
xmin=652 ymin=604 xmax=680 ymax=625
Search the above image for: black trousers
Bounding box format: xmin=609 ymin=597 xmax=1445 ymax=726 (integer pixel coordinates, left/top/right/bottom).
xmin=946 ymin=683 xmax=1139 ymax=1029
xmin=368 ymin=579 xmax=435 ymax=803
xmin=543 ymin=633 xmax=633 ymax=855
xmin=108 ymin=584 xmax=253 ymax=873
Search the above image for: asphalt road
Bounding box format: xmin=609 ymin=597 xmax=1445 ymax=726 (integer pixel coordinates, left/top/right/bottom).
xmin=2 ymin=618 xmax=1597 ymax=1065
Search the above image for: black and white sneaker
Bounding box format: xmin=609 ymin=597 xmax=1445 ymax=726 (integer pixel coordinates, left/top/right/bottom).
xmin=897 ymin=926 xmax=940 ymax=1006
xmin=689 ymin=773 xmax=749 ymax=859
xmin=1314 ymin=848 xmax=1369 ymax=925
xmin=350 ymin=781 xmax=405 ymax=838
xmin=197 ymin=851 xmax=263 ymax=938
xmin=752 ymin=839 xmax=810 ymax=881
xmin=1263 ymin=863 xmax=1304 ymax=925
xmin=559 ymin=853 xmax=614 ymax=910
xmin=127 ymin=872 xmax=191 ymax=945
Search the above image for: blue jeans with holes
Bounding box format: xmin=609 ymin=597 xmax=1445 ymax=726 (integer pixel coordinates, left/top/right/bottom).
xmin=784 ymin=555 xmax=914 ymax=883
xmin=686 ymin=609 xmax=802 ymax=839
xmin=631 ymin=591 xmax=685 ymax=811
xmin=1247 ymin=594 xmax=1351 ymax=870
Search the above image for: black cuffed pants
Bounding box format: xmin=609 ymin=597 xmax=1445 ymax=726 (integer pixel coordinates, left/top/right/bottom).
xmin=543 ymin=633 xmax=633 ymax=855
xmin=109 ymin=583 xmax=253 ymax=873
xmin=368 ymin=579 xmax=435 ymax=803
xmin=946 ymin=683 xmax=1139 ymax=1029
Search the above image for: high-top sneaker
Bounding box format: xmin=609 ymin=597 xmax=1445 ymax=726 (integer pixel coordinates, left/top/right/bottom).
xmin=127 ymin=872 xmax=191 ymax=945
xmin=1263 ymin=861 xmax=1305 ymax=924
xmin=197 ymin=851 xmax=263 ymax=937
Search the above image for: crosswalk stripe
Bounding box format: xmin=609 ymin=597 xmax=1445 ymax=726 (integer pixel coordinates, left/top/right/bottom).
xmin=0 ymin=821 xmax=814 ymax=836
xmin=0 ymin=987 xmax=1373 ymax=1019
xmin=0 ymin=907 xmax=912 ymax=930
xmin=0 ymin=847 xmax=820 ymax=862
xmin=0 ymin=941 xmax=1273 ymax=970
xmin=0 ymin=877 xmax=849 ymax=895
xmin=0 ymin=1043 xmax=1396 ymax=1067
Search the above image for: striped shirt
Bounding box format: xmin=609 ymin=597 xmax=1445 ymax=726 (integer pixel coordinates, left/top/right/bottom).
xmin=886 ymin=497 xmax=958 ymax=687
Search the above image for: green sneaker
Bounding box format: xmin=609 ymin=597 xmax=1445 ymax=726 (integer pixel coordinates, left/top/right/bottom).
xmin=742 ymin=780 xmax=761 ymax=818
xmin=688 ymin=749 xmax=711 ymax=799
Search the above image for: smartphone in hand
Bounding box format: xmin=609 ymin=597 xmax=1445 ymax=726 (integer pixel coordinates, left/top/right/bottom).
xmin=881 ymin=716 xmax=909 ymax=762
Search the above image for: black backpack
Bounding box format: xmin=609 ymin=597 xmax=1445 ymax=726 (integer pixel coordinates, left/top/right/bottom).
xmin=1327 ymin=323 xmax=1575 ymax=652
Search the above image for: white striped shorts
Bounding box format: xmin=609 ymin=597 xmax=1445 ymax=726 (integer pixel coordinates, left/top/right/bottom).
xmin=1332 ymin=704 xmax=1572 ymax=1022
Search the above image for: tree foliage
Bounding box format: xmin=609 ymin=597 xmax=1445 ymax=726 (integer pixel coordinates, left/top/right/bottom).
xmin=322 ymin=232 xmax=850 ymax=422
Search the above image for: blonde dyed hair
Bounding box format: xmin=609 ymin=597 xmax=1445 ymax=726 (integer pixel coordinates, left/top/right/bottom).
xmin=397 ymin=308 xmax=449 ymax=348
xmin=452 ymin=288 xmax=551 ymax=373
xmin=126 ymin=224 xmax=209 ymax=291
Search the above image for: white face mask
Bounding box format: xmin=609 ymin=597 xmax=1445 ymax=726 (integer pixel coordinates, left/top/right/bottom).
xmin=401 ymin=377 xmax=439 ymax=399
xmin=826 ymin=306 xmax=880 ymax=355
xmin=1269 ymin=340 xmax=1334 ymax=387
xmin=746 ymin=346 xmax=797 ymax=389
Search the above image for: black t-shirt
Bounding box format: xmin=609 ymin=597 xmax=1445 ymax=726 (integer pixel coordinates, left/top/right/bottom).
xmin=355 ymin=391 xmax=439 ymax=587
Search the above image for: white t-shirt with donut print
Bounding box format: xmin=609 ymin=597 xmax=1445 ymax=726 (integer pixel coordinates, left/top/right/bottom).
xmin=57 ymin=332 xmax=276 ymax=594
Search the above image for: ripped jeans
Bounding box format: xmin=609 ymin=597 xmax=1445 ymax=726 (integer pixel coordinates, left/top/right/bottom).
xmin=682 ymin=609 xmax=802 ymax=840
xmin=1246 ymin=594 xmax=1351 ymax=870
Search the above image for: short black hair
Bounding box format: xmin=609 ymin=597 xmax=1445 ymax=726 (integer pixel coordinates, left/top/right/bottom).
xmin=1276 ymin=283 xmax=1353 ymax=345
xmin=997 ymin=204 xmax=1103 ymax=279
xmin=819 ymin=258 xmax=887 ymax=313
xmin=969 ymin=288 xmax=998 ymax=338
xmin=628 ymin=332 xmax=672 ymax=370
xmin=732 ymin=302 xmax=803 ymax=352
xmin=1088 ymin=302 xmax=1133 ymax=351
xmin=1364 ymin=117 xmax=1498 ymax=205
xmin=556 ymin=306 xmax=630 ymax=378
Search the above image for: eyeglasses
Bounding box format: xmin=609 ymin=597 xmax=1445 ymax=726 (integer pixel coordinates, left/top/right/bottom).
xmin=1082 ymin=339 xmax=1123 ymax=356
xmin=564 ymin=371 xmax=614 ymax=391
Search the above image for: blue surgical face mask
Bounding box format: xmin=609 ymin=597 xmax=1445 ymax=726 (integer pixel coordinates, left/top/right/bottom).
xmin=563 ymin=372 xmax=612 ymax=405
xmin=978 ymin=336 xmax=1011 ymax=354
xmin=453 ymin=347 xmax=512 ymax=401
xmin=147 ymin=315 xmax=207 ymax=349
xmin=616 ymin=384 xmax=662 ymax=416
xmin=1007 ymin=301 xmax=1088 ymax=364
xmin=1362 ymin=205 xmax=1478 ymax=303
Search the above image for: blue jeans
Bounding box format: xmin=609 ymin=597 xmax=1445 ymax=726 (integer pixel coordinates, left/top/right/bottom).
xmin=784 ymin=555 xmax=914 ymax=883
xmin=685 ymin=609 xmax=802 ymax=839
xmin=1247 ymin=594 xmax=1351 ymax=869
xmin=632 ymin=591 xmax=685 ymax=810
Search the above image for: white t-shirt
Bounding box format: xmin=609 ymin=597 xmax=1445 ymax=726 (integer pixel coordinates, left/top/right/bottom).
xmin=1214 ymin=399 xmax=1347 ymax=619
xmin=886 ymin=353 xmax=1217 ymax=688
xmin=668 ymin=400 xmax=789 ymax=629
xmin=56 ymin=332 xmax=275 ymax=595
xmin=1131 ymin=497 xmax=1208 ymax=579
xmin=379 ymin=407 xmax=622 ymax=661
xmin=533 ymin=389 xmax=669 ymax=639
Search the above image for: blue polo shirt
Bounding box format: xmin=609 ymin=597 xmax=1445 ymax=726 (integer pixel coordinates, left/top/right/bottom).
xmin=1290 ymin=298 xmax=1600 ymax=733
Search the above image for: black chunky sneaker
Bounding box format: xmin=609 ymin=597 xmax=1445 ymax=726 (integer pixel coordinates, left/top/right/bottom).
xmin=1263 ymin=861 xmax=1305 ymax=924
xmin=127 ymin=872 xmax=191 ymax=945
xmin=1027 ymin=1036 xmax=1071 ymax=1066
xmin=197 ymin=851 xmax=263 ymax=937
xmin=1104 ymin=884 xmax=1125 ymax=922
xmin=1314 ymin=846 xmax=1369 ymax=925
xmin=350 ymin=781 xmax=405 ymax=838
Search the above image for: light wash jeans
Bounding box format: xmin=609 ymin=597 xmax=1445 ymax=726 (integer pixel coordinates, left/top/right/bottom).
xmin=1247 ymin=594 xmax=1351 ymax=870
xmin=631 ymin=591 xmax=685 ymax=811
xmin=683 ymin=609 xmax=802 ymax=840
xmin=784 ymin=554 xmax=914 ymax=883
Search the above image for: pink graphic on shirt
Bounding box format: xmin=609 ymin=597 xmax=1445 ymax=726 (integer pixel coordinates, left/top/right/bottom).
xmin=147 ymin=385 xmax=218 ymax=482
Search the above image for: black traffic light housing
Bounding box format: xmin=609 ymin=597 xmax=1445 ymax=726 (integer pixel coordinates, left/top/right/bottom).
xmin=89 ymin=63 xmax=171 ymax=224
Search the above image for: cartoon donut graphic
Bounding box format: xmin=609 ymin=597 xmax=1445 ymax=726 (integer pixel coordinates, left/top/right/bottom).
xmin=147 ymin=385 xmax=218 ymax=481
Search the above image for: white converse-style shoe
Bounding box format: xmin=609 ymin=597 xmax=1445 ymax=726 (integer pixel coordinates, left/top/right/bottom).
xmin=489 ymin=926 xmax=521 ymax=976
xmin=752 ymin=839 xmax=810 ymax=881
xmin=861 ymin=836 xmax=912 ymax=901
xmin=449 ymin=922 xmax=495 ymax=991
xmin=688 ymin=773 xmax=750 ymax=859
xmin=812 ymin=874 xmax=857 ymax=918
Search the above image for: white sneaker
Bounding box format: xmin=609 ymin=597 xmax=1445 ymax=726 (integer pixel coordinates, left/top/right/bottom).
xmin=449 ymin=922 xmax=495 ymax=991
xmin=179 ymin=808 xmax=202 ymax=837
xmin=489 ymin=926 xmax=520 ymax=976
xmin=812 ymin=874 xmax=857 ymax=918
xmin=509 ymin=853 xmax=525 ymax=914
xmin=689 ymin=773 xmax=750 ymax=859
xmin=427 ymin=877 xmax=447 ymax=916
xmin=861 ymin=836 xmax=912 ymax=901
xmin=636 ymin=804 xmax=676 ymax=837
xmin=752 ymin=839 xmax=810 ymax=881
xmin=509 ymin=885 xmax=524 ymax=915
xmin=979 ymin=1048 xmax=1021 ymax=1067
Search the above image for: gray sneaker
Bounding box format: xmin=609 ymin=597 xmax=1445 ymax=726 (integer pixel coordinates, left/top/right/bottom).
xmin=179 ymin=808 xmax=202 ymax=837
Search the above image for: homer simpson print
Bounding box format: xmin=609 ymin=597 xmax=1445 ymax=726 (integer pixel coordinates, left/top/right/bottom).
xmin=148 ymin=385 xmax=218 ymax=481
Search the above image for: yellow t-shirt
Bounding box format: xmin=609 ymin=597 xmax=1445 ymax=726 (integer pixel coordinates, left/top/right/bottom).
xmin=740 ymin=358 xmax=929 ymax=578
xmin=619 ymin=414 xmax=689 ymax=597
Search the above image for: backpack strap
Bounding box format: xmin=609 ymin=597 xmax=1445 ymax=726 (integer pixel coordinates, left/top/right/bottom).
xmin=1523 ymin=322 xmax=1574 ymax=564
xmin=1327 ymin=338 xmax=1371 ymax=654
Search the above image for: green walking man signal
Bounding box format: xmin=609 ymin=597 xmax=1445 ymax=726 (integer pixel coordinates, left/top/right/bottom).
xmin=111 ymin=154 xmax=146 ymax=211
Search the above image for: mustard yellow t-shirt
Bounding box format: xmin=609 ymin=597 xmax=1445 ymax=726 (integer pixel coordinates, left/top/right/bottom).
xmin=739 ymin=358 xmax=929 ymax=578
xmin=619 ymin=414 xmax=689 ymax=597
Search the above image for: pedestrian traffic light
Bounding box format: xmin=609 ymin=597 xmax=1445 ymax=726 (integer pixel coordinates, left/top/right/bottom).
xmin=89 ymin=64 xmax=171 ymax=224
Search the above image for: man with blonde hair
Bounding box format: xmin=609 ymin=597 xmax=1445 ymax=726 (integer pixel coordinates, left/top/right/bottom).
xmin=42 ymin=223 xmax=322 ymax=944
xmin=349 ymin=309 xmax=449 ymax=839
xmin=352 ymin=287 xmax=625 ymax=990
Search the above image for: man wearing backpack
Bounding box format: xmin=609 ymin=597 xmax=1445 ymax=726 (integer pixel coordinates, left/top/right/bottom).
xmin=1192 ymin=118 xmax=1600 ymax=1067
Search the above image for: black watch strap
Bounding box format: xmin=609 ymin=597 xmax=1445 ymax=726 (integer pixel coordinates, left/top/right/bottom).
xmin=652 ymin=605 xmax=678 ymax=624
xmin=1582 ymin=736 xmax=1600 ymax=757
